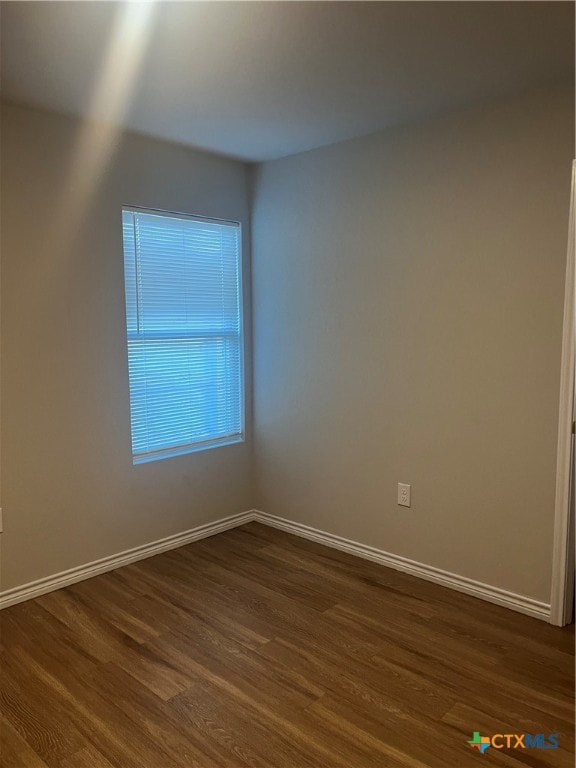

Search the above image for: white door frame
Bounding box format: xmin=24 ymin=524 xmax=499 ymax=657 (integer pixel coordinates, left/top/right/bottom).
xmin=550 ymin=160 xmax=576 ymax=626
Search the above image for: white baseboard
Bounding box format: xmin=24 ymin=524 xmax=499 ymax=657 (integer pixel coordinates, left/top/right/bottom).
xmin=0 ymin=508 xmax=551 ymax=622
xmin=0 ymin=510 xmax=257 ymax=610
xmin=252 ymin=510 xmax=551 ymax=622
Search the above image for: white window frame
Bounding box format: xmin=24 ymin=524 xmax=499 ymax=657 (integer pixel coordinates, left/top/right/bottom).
xmin=122 ymin=205 xmax=246 ymax=464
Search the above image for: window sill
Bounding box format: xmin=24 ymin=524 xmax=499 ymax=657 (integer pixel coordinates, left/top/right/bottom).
xmin=133 ymin=435 xmax=244 ymax=465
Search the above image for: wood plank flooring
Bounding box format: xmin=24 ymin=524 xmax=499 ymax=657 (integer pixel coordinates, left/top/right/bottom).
xmin=1 ymin=522 xmax=574 ymax=767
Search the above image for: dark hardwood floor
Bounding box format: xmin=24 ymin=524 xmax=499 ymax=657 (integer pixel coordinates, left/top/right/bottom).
xmin=1 ymin=522 xmax=574 ymax=767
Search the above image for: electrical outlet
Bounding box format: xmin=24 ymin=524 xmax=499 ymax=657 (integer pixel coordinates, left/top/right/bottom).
xmin=398 ymin=483 xmax=411 ymax=507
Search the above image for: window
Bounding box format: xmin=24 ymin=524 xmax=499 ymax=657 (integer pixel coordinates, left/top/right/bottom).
xmin=122 ymin=207 xmax=244 ymax=463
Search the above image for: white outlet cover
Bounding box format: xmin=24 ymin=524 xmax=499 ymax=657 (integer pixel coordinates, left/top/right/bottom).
xmin=398 ymin=483 xmax=411 ymax=507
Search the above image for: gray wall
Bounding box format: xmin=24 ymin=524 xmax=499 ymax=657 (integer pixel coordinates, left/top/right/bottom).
xmin=251 ymin=84 xmax=574 ymax=603
xmin=2 ymin=84 xmax=573 ymax=605
xmin=0 ymin=103 xmax=254 ymax=591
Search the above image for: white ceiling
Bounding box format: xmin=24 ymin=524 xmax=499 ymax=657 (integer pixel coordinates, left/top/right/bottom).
xmin=1 ymin=1 xmax=573 ymax=162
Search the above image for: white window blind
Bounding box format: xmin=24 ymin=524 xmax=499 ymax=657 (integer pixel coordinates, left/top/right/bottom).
xmin=122 ymin=208 xmax=243 ymax=463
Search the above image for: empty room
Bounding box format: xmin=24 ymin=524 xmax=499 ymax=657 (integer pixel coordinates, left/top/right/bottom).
xmin=0 ymin=1 xmax=574 ymax=766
